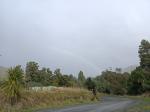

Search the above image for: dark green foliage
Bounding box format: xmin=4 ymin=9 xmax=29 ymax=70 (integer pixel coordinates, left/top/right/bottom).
xmin=25 ymin=61 xmax=53 ymax=87
xmin=58 ymin=75 xmax=72 ymax=87
xmin=50 ymin=68 xmax=63 ymax=86
xmin=25 ymin=63 xmax=78 ymax=87
xmin=127 ymin=39 xmax=150 ymax=94
xmin=138 ymin=39 xmax=150 ymax=92
xmin=85 ymin=78 xmax=96 ymax=91
xmin=95 ymin=70 xmax=129 ymax=95
xmin=53 ymin=68 xmax=62 ymax=86
xmin=139 ymin=40 xmax=150 ymax=68
xmin=52 ymin=69 xmax=77 ymax=87
xmin=95 ymin=75 xmax=111 ymax=94
xmin=115 ymin=68 xmax=122 ymax=73
xmin=38 ymin=68 xmax=53 ymax=86
xmin=127 ymin=67 xmax=144 ymax=95
xmin=85 ymin=77 xmax=96 ymax=93
xmin=78 ymin=71 xmax=86 ymax=88
xmin=25 ymin=61 xmax=39 ymax=86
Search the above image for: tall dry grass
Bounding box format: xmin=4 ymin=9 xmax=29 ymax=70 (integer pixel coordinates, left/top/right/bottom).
xmin=0 ymin=88 xmax=96 ymax=112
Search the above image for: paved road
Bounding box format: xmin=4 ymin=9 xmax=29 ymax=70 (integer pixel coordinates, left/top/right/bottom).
xmin=37 ymin=97 xmax=137 ymax=112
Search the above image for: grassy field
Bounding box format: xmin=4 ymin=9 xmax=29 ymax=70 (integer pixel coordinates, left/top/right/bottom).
xmin=121 ymin=94 xmax=150 ymax=112
xmin=125 ymin=98 xmax=150 ymax=112
xmin=0 ymin=88 xmax=99 ymax=112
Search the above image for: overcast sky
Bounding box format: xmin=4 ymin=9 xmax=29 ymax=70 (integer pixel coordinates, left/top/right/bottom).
xmin=0 ymin=0 xmax=150 ymax=76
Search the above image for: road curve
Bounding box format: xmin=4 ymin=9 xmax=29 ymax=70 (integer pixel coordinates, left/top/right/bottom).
xmin=37 ymin=97 xmax=137 ymax=112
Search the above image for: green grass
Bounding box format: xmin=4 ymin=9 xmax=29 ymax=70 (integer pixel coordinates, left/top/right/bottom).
xmin=121 ymin=96 xmax=150 ymax=112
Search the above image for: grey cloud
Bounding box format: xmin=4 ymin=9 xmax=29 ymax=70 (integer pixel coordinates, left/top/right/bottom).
xmin=0 ymin=0 xmax=150 ymax=76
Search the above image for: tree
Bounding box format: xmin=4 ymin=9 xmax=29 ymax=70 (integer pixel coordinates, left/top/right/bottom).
xmin=52 ymin=68 xmax=63 ymax=86
xmin=138 ymin=39 xmax=150 ymax=92
xmin=38 ymin=68 xmax=53 ymax=86
xmin=115 ymin=68 xmax=122 ymax=73
xmin=2 ymin=65 xmax=24 ymax=105
xmin=54 ymin=69 xmax=62 ymax=78
xmin=127 ymin=67 xmax=144 ymax=95
xmin=85 ymin=77 xmax=97 ymax=100
xmin=25 ymin=61 xmax=39 ymax=86
xmin=95 ymin=70 xmax=129 ymax=95
xmin=68 ymin=74 xmax=78 ymax=87
xmin=139 ymin=40 xmax=150 ymax=68
xmin=78 ymin=71 xmax=86 ymax=88
xmin=95 ymin=75 xmax=111 ymax=94
xmin=85 ymin=78 xmax=96 ymax=91
xmin=58 ymin=75 xmax=72 ymax=87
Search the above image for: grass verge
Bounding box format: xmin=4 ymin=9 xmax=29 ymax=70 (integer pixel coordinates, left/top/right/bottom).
xmin=0 ymin=88 xmax=101 ymax=112
xmin=121 ymin=95 xmax=150 ymax=112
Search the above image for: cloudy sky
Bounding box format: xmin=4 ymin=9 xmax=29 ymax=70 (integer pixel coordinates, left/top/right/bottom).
xmin=0 ymin=0 xmax=150 ymax=76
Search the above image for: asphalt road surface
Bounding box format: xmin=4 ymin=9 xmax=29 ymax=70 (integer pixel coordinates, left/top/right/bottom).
xmin=37 ymin=96 xmax=137 ymax=112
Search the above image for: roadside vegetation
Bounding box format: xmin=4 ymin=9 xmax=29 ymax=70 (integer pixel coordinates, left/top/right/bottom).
xmin=0 ymin=64 xmax=99 ymax=112
xmin=93 ymin=39 xmax=150 ymax=97
xmin=0 ymin=87 xmax=95 ymax=112
xmin=0 ymin=39 xmax=149 ymax=112
xmin=118 ymin=94 xmax=150 ymax=112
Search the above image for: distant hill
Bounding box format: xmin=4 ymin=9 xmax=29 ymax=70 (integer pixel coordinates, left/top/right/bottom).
xmin=0 ymin=66 xmax=8 ymax=80
xmin=122 ymin=65 xmax=138 ymax=73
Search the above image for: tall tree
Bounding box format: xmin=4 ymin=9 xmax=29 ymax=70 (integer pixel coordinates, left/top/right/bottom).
xmin=127 ymin=67 xmax=144 ymax=95
xmin=52 ymin=68 xmax=62 ymax=86
xmin=139 ymin=39 xmax=150 ymax=68
xmin=95 ymin=70 xmax=129 ymax=95
xmin=138 ymin=39 xmax=150 ymax=91
xmin=85 ymin=77 xmax=97 ymax=100
xmin=78 ymin=71 xmax=86 ymax=88
xmin=25 ymin=61 xmax=39 ymax=86
xmin=38 ymin=68 xmax=53 ymax=86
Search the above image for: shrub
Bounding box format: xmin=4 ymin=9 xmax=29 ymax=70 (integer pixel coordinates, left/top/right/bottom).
xmin=2 ymin=65 xmax=24 ymax=105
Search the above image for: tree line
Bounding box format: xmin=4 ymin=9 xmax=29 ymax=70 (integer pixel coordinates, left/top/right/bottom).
xmin=0 ymin=39 xmax=150 ymax=105
xmin=95 ymin=39 xmax=150 ymax=95
xmin=25 ymin=62 xmax=87 ymax=88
